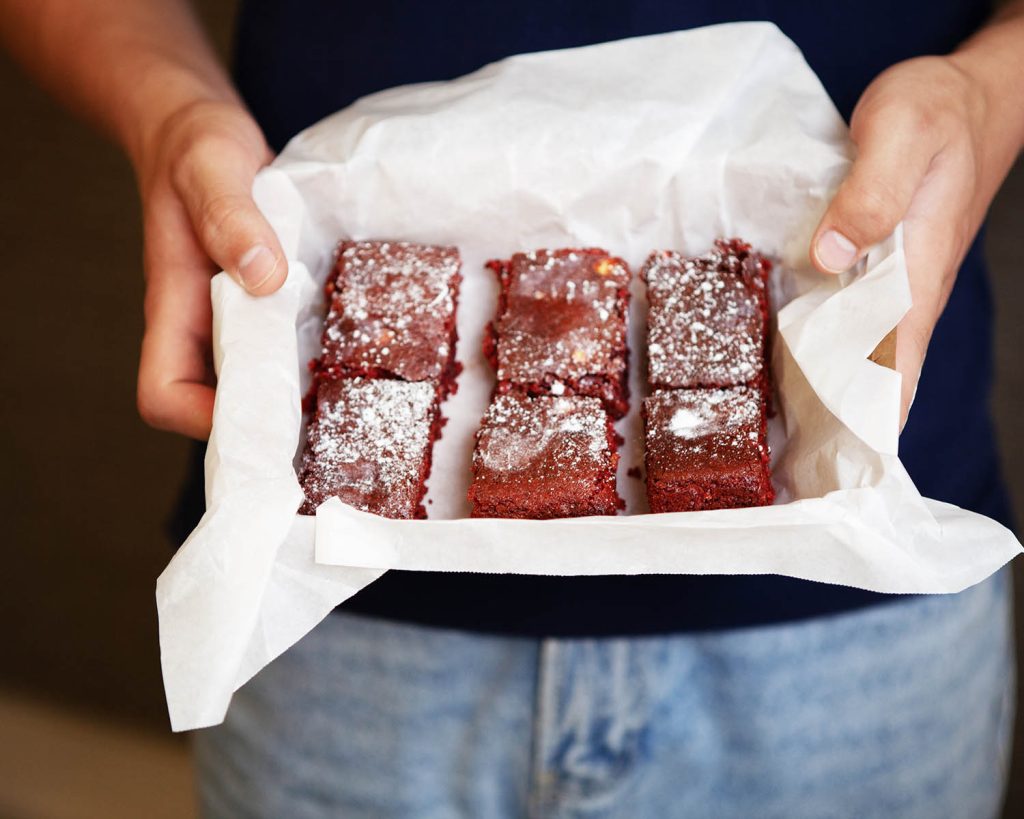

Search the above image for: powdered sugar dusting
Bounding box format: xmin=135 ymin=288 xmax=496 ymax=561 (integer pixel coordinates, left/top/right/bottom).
xmin=643 ymin=239 xmax=768 ymax=389
xmin=645 ymin=386 xmax=765 ymax=461
xmin=300 ymin=378 xmax=436 ymax=517
xmin=321 ymin=241 xmax=460 ymax=381
xmin=669 ymin=408 xmax=707 ymax=439
xmin=476 ymin=393 xmax=611 ymax=476
xmin=493 ymin=249 xmax=629 ymax=403
xmin=643 ymin=385 xmax=773 ymax=512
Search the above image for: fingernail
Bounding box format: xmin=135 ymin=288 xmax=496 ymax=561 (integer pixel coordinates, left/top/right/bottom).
xmin=815 ymin=230 xmax=858 ymax=273
xmin=237 ymin=245 xmax=279 ymax=291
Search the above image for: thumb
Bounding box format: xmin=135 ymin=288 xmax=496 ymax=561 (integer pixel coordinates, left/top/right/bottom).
xmin=811 ymin=104 xmax=937 ymax=274
xmin=172 ymin=137 xmax=288 ymax=295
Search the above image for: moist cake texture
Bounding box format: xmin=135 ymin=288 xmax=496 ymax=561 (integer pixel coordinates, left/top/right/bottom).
xmin=486 ymin=247 xmax=631 ymax=418
xmin=468 ymin=393 xmax=623 ymax=519
xmin=300 ymin=240 xmax=461 ymax=516
xmin=319 ymin=240 xmax=461 ymax=390
xmin=299 ymin=378 xmax=440 ymax=518
xmin=643 ymin=386 xmax=773 ymax=513
xmin=643 ymin=238 xmax=770 ymax=391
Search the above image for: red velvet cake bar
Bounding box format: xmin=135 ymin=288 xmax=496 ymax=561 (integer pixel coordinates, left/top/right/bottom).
xmin=486 ymin=248 xmax=631 ymax=418
xmin=642 ymin=239 xmax=770 ymax=391
xmin=299 ymin=378 xmax=440 ymax=517
xmin=467 ymin=393 xmax=623 ymax=519
xmin=319 ymin=240 xmax=461 ymax=394
xmin=642 ymin=387 xmax=773 ymax=513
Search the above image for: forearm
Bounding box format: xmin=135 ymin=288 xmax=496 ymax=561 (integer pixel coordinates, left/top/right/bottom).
xmin=949 ymin=1 xmax=1024 ymax=200
xmin=0 ymin=0 xmax=238 ymax=170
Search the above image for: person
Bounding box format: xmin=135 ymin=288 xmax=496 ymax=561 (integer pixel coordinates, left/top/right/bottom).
xmin=2 ymin=1 xmax=1022 ymax=816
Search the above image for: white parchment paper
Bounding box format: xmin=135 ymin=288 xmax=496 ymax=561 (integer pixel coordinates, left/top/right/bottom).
xmin=156 ymin=23 xmax=1022 ymax=732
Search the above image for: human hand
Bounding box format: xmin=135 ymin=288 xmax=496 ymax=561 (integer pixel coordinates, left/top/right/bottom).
xmin=134 ymin=100 xmax=287 ymax=439
xmin=0 ymin=0 xmax=290 ymax=439
xmin=810 ymin=52 xmax=1024 ymax=426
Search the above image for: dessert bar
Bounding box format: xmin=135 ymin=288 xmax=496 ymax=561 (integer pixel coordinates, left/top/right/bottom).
xmin=299 ymin=378 xmax=440 ymax=518
xmin=486 ymin=248 xmax=631 ymax=418
xmin=467 ymin=392 xmax=623 ymax=519
xmin=643 ymin=239 xmax=770 ymax=391
xmin=300 ymin=240 xmax=461 ymax=516
xmin=642 ymin=386 xmax=773 ymax=513
xmin=319 ymin=240 xmax=461 ymax=395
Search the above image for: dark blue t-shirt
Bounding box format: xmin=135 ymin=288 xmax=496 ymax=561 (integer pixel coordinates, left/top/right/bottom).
xmin=175 ymin=0 xmax=1015 ymax=634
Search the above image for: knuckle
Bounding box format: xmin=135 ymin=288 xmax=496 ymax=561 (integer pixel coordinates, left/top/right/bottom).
xmin=197 ymin=193 xmax=251 ymax=247
xmin=901 ymin=102 xmax=939 ymax=139
xmin=170 ymin=132 xmax=234 ymax=192
xmin=136 ymin=385 xmax=168 ymax=430
xmin=865 ymin=95 xmax=930 ymax=133
xmin=856 ymin=59 xmax=972 ymax=143
xmin=841 ymin=180 xmax=902 ymax=241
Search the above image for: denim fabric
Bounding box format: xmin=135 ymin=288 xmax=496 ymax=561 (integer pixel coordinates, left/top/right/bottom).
xmin=194 ymin=570 xmax=1014 ymax=818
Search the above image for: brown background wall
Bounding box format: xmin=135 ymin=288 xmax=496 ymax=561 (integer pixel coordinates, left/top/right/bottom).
xmin=0 ymin=3 xmax=236 ymax=725
xmin=0 ymin=0 xmax=1022 ymax=815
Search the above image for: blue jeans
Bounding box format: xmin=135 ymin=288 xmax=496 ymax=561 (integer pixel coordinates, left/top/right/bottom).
xmin=194 ymin=570 xmax=1014 ymax=818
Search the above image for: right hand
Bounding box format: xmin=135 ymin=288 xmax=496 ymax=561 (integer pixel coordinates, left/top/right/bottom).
xmin=809 ymin=54 xmax=1024 ymax=427
xmin=134 ymin=99 xmax=287 ymax=439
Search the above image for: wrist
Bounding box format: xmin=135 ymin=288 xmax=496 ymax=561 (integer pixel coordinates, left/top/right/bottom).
xmin=947 ymin=15 xmax=1024 ymax=158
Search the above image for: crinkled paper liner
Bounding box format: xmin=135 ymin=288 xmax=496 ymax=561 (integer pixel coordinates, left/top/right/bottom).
xmin=156 ymin=23 xmax=1021 ymax=731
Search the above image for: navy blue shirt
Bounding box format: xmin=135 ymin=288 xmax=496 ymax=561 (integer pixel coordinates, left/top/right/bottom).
xmin=171 ymin=0 xmax=1013 ymax=635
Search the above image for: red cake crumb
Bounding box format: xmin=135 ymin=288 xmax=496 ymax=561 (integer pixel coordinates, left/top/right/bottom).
xmin=299 ymin=378 xmax=440 ymax=517
xmin=643 ymin=387 xmax=773 ymax=513
xmin=467 ymin=393 xmax=623 ymax=519
xmin=319 ymin=240 xmax=461 ymax=398
xmin=642 ymin=239 xmax=770 ymax=391
xmin=626 ymin=466 xmax=643 ymax=480
xmin=486 ymin=248 xmax=631 ymax=418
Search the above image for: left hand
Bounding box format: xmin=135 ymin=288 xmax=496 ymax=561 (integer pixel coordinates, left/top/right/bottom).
xmin=809 ymin=54 xmax=1023 ymax=425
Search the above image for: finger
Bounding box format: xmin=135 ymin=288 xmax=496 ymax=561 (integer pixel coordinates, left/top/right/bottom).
xmin=172 ymin=135 xmax=287 ymax=295
xmin=137 ymin=193 xmax=217 ymax=439
xmin=893 ymin=155 xmax=972 ymax=427
xmin=894 ymin=275 xmax=941 ymax=429
xmin=811 ymin=102 xmax=941 ymax=274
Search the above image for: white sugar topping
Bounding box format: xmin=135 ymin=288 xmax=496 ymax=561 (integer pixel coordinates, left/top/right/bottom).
xmin=476 ymin=394 xmax=610 ymax=476
xmin=643 ymin=242 xmax=766 ymax=388
xmin=645 ymin=386 xmax=765 ymax=465
xmin=495 ymin=249 xmax=629 ymax=384
xmin=301 ymin=378 xmax=436 ymax=516
xmin=669 ymin=408 xmax=708 ymax=439
xmin=323 ymin=241 xmax=459 ymax=380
